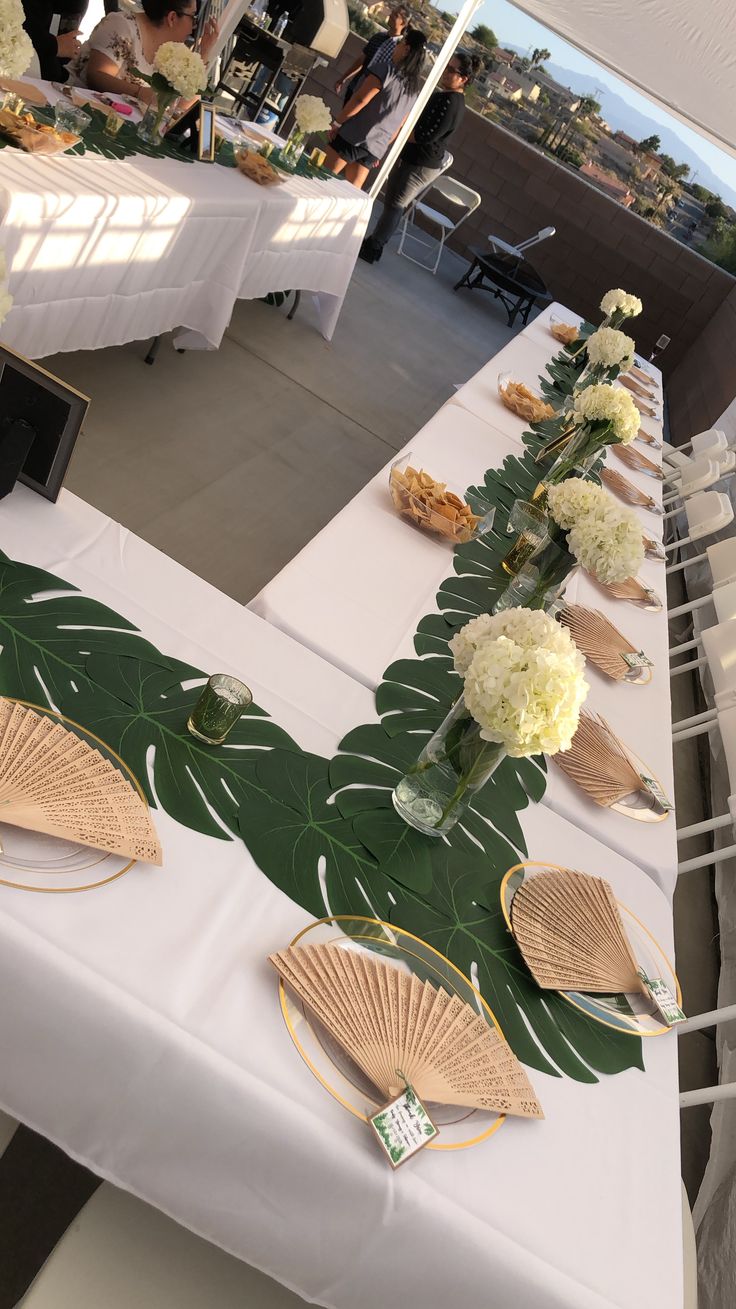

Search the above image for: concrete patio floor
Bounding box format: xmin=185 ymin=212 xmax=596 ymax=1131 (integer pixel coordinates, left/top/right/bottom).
xmin=36 ymin=240 xmax=718 ymax=1216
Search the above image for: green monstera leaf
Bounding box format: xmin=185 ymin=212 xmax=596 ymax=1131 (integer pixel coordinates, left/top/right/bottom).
xmin=0 ymin=553 xmax=175 ymax=706
xmin=60 ymin=653 xmax=300 ymax=841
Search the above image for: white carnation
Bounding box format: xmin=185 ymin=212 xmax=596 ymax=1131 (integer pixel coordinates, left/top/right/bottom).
xmin=600 ymin=288 xmax=643 ymax=319
xmin=586 ymin=326 xmax=635 ymax=371
xmin=154 ymin=41 xmax=207 ymax=98
xmin=461 ymin=609 xmax=588 ymax=757
xmin=0 ymin=0 xmax=33 ymax=77
xmin=294 ymin=94 xmax=332 ymax=134
xmin=572 ymin=382 xmax=640 ymax=444
xmin=547 ymin=479 xmax=609 ymax=531
xmin=567 ymin=500 xmax=645 ymax=583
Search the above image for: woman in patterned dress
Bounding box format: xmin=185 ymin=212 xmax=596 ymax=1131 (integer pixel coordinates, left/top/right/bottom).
xmin=67 ymin=0 xmax=217 ymax=104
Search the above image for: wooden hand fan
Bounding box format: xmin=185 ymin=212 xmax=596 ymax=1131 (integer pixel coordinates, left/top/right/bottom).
xmin=596 ymin=574 xmax=662 ymax=610
xmin=601 ymin=467 xmax=659 ymax=511
xmin=612 ymin=444 xmax=663 ymax=480
xmin=269 ymin=944 xmax=543 ymax=1118
xmin=643 ymin=534 xmax=665 ymax=561
xmin=552 ymin=710 xmax=647 ymax=808
xmin=557 ymin=605 xmax=646 ymax=681
xmin=510 ymin=867 xmax=644 ymax=994
xmin=0 ymin=700 xmax=161 ymax=865
xmin=620 ymin=374 xmax=656 ymax=403
xmin=636 ymin=428 xmax=662 ymax=450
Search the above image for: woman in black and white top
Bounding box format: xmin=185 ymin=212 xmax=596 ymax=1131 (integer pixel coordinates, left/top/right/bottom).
xmin=359 ymin=50 xmax=482 ymax=263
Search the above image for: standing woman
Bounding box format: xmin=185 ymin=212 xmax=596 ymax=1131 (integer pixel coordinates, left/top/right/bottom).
xmin=325 ymin=29 xmax=427 ymax=191
xmin=359 ymin=50 xmax=482 ymax=263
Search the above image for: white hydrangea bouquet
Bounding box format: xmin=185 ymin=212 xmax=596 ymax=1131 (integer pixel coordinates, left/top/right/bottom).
xmin=0 ymin=0 xmax=33 ymax=79
xmin=582 ymin=326 xmax=635 ymax=384
xmin=134 ymin=42 xmax=207 ymax=143
xmin=600 ymin=287 xmax=643 ymax=328
xmin=393 ymin=608 xmax=588 ymax=835
xmin=547 ymin=480 xmax=645 ymax=584
xmin=535 ymin=381 xmax=641 ymax=487
xmin=293 ymin=95 xmax=332 ymax=135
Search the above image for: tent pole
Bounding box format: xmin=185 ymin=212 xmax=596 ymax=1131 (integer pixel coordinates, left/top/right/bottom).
xmin=368 ymin=0 xmax=485 ymax=199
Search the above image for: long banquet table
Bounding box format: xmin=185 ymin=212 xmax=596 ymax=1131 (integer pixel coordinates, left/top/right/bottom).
xmin=0 ymin=82 xmax=371 ymax=354
xmin=0 ymin=485 xmax=681 ymax=1309
xmin=251 ymin=303 xmax=676 ymax=895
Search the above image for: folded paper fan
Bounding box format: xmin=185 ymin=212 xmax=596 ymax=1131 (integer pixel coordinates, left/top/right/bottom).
xmin=510 ymin=867 xmax=644 ymax=994
xmin=269 ymin=944 xmax=543 ymax=1118
xmin=597 ymin=575 xmax=662 ymax=609
xmin=0 ymin=700 xmax=162 ymax=865
xmin=552 ymin=710 xmax=645 ymax=808
xmin=612 ymin=444 xmax=663 ymax=479
xmin=601 ymin=467 xmax=658 ymax=510
xmin=557 ymin=605 xmax=642 ymax=681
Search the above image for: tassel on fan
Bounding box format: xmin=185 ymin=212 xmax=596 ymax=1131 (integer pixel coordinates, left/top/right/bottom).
xmin=269 ymin=944 xmax=543 ymax=1118
xmin=510 ymin=867 xmax=644 ymax=994
xmin=557 ymin=605 xmax=641 ymax=681
xmin=601 ymin=467 xmax=657 ymax=509
xmin=612 ymin=445 xmax=663 ymax=479
xmin=0 ymin=699 xmax=162 ymax=865
xmin=552 ymin=710 xmax=645 ymax=808
xmin=643 ymin=534 xmax=665 ymax=561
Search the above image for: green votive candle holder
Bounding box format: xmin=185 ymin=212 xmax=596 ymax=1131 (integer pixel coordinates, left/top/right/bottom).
xmin=187 ymin=674 xmax=252 ymax=745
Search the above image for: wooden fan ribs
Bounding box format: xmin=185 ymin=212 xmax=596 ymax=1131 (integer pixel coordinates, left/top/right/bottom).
xmin=511 ymin=868 xmax=642 ymax=994
xmin=613 ymin=445 xmax=662 ymax=478
xmin=552 ymin=711 xmax=644 ymax=807
xmin=270 ymin=944 xmax=543 ymax=1118
xmin=558 ymin=605 xmax=638 ymax=681
xmin=601 ymin=467 xmax=655 ymax=508
xmin=0 ymin=700 xmax=162 ymax=865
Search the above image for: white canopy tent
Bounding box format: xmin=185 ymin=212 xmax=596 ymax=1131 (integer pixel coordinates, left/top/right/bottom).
xmin=507 ymin=0 xmax=736 ymax=157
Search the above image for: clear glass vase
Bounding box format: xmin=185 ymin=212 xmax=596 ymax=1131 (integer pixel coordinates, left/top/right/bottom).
xmin=281 ymin=126 xmax=306 ymax=168
xmin=393 ymin=695 xmax=506 ymax=836
xmin=137 ymin=93 xmax=178 ymax=145
xmin=495 ymin=530 xmax=577 ymax=613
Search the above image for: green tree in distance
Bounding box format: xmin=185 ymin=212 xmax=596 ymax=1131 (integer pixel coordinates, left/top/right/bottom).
xmin=470 ymin=23 xmax=498 ymax=50
xmin=638 ymin=134 xmax=661 ymax=154
xmin=659 ymin=153 xmax=690 ymax=181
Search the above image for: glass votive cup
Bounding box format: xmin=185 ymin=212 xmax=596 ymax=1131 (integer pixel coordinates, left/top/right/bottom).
xmin=104 ymin=109 xmax=123 ymax=137
xmin=187 ymin=674 xmax=252 ymax=745
xmin=54 ymin=102 xmax=91 ymax=135
xmin=310 ymin=146 xmax=326 ymax=168
xmin=259 ymin=140 xmax=274 ymax=158
xmin=2 ymin=91 xmax=25 ymax=115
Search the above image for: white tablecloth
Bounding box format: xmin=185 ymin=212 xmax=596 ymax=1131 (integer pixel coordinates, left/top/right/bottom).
xmin=251 ymin=308 xmax=675 ymax=893
xmin=0 ymin=88 xmax=371 ymax=354
xmin=0 ymin=486 xmax=681 ymax=1309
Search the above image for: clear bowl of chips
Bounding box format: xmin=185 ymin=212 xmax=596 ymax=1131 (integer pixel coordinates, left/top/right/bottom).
xmin=498 ymin=372 xmax=556 ymax=424
xmin=388 ymin=454 xmax=495 ymax=546
xmin=549 ymin=314 xmax=579 ymax=346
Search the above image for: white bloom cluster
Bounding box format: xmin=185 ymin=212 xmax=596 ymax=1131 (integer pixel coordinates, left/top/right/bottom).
xmin=546 ymin=479 xmax=608 ymax=531
xmin=154 ymin=41 xmax=207 ymax=98
xmin=0 ymin=0 xmax=33 ymax=77
xmin=572 ymin=382 xmax=640 ymax=444
xmin=452 ymin=609 xmax=588 ymax=757
xmin=548 ymin=478 xmax=644 ymax=582
xmin=600 ymin=288 xmax=643 ymax=319
xmin=586 ymin=326 xmax=635 ymax=372
xmin=294 ymin=95 xmax=332 ymax=134
xmin=0 ymin=250 xmax=12 ymax=329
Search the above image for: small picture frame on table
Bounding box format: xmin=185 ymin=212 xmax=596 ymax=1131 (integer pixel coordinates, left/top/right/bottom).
xmin=0 ymin=344 xmax=89 ymax=502
xmin=198 ymin=102 xmax=216 ymax=161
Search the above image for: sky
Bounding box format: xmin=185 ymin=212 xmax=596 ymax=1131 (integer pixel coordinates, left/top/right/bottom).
xmin=444 ymin=0 xmax=736 ymax=193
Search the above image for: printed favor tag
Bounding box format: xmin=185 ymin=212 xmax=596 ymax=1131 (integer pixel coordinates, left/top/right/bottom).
xmin=621 ymin=650 xmax=654 ymax=670
xmin=639 ymin=773 xmax=673 ymax=811
xmin=369 ymin=1085 xmax=438 ymax=1167
xmin=638 ymin=971 xmax=685 ymax=1025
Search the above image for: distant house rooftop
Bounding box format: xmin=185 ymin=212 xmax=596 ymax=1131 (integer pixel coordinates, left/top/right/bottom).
xmin=493 ymin=48 xmax=517 ymax=65
xmin=579 ymin=161 xmax=636 ymax=207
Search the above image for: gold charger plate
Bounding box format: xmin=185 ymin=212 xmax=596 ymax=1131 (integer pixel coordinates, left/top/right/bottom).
xmin=277 ymin=915 xmax=509 ymax=1151
xmin=501 ymin=861 xmax=680 ymax=1035
xmin=0 ymin=699 xmax=147 ymax=893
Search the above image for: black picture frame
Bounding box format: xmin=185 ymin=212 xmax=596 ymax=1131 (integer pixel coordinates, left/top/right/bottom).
xmin=198 ymin=102 xmax=216 ymax=162
xmin=0 ymin=344 xmax=89 ymax=502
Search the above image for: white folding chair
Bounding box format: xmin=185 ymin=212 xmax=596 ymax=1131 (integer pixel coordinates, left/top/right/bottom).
xmin=663 ymin=429 xmax=726 ymax=462
xmin=398 ymin=176 xmax=481 ymax=275
xmin=664 ymin=491 xmax=733 ymax=556
xmin=663 ymin=456 xmax=725 ymax=507
xmin=679 ymin=1005 xmax=736 ymax=1107
xmin=487 ymin=226 xmax=556 ymax=258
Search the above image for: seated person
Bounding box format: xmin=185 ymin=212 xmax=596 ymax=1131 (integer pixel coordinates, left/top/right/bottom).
xmin=22 ymin=0 xmax=85 ymax=82
xmin=67 ymin=0 xmax=217 ymax=104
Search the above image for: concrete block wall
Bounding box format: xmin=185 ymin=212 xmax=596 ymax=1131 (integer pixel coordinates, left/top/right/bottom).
xmin=306 ymin=36 xmax=735 ymax=419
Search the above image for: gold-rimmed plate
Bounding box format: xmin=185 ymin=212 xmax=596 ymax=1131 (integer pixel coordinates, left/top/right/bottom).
xmin=277 ymin=915 xmax=508 ymax=1151
xmin=0 ymin=699 xmax=146 ymax=893
xmin=500 ymin=862 xmax=680 ymax=1035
